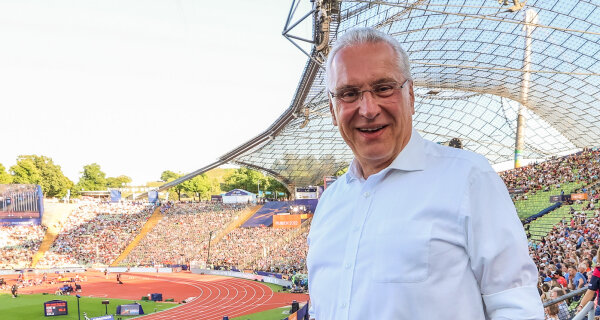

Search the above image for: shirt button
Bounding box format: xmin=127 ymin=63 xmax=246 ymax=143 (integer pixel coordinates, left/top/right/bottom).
xmin=341 ymin=303 xmax=347 ymax=308
xmin=353 ymin=226 xmax=359 ymax=232
xmin=344 ymin=263 xmax=351 ymax=269
xmin=363 ymin=192 xmax=370 ymax=198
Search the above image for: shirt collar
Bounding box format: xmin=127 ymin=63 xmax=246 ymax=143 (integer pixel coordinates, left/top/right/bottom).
xmin=346 ymin=129 xmax=426 ymax=183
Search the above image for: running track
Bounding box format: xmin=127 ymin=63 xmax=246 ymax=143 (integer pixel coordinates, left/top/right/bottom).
xmin=6 ymin=271 xmax=308 ymax=320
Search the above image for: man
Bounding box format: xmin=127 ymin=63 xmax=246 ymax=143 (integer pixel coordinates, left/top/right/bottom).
xmin=306 ymin=27 xmax=543 ymax=319
xmin=11 ymin=283 xmax=18 ymax=298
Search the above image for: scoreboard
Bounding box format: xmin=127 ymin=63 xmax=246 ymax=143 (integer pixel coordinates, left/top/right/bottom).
xmin=44 ymin=300 xmax=68 ymax=316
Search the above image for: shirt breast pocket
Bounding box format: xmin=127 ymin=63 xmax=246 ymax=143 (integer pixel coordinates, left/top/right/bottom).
xmin=371 ymin=223 xmax=431 ymax=283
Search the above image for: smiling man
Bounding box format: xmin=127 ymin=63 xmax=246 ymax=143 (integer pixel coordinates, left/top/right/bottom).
xmin=306 ymin=27 xmax=544 ymax=319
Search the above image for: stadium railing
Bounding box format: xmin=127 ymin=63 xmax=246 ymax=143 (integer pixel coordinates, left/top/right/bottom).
xmin=542 ymin=287 xmax=587 ymax=319
xmin=572 ymin=301 xmax=594 ymax=320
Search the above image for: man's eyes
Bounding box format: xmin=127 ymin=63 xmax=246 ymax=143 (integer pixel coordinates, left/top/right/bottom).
xmin=373 ymin=84 xmax=394 ymax=93
xmin=339 ymin=90 xmax=359 ymax=98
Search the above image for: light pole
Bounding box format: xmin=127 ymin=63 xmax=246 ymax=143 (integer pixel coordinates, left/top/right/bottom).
xmin=206 ymin=230 xmax=214 ymax=268
xmin=76 ymin=295 xmax=81 ymax=320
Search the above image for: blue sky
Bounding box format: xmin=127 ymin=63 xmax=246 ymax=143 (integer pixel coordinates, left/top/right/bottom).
xmin=0 ymin=0 xmax=312 ymax=185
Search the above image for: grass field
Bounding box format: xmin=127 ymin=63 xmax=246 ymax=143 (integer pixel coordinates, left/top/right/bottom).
xmin=231 ymin=306 xmax=292 ymax=320
xmin=0 ymin=293 xmax=176 ymax=320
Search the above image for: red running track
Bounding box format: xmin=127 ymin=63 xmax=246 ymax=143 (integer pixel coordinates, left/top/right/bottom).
xmin=5 ymin=271 xmax=308 ymax=320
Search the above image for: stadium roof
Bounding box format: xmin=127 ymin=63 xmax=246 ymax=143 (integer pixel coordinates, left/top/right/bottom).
xmin=160 ymin=0 xmax=600 ymax=192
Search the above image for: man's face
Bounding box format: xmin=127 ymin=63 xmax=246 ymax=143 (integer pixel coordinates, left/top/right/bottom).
xmin=328 ymin=41 xmax=414 ymax=175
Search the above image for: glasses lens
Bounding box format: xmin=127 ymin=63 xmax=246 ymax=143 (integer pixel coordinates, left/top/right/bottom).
xmin=337 ymin=89 xmax=360 ymax=103
xmin=373 ymin=83 xmax=397 ymax=98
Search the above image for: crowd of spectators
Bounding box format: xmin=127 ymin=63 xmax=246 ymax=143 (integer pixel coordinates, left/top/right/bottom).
xmin=529 ymin=199 xmax=600 ymax=319
xmin=36 ymin=200 xmax=154 ymax=267
xmin=499 ymin=149 xmax=600 ymax=200
xmin=0 ymin=225 xmax=46 ymax=269
xmin=118 ymin=201 xmax=310 ymax=276
xmin=121 ymin=202 xmax=250 ymax=266
xmin=251 ymin=226 xmax=309 ymax=275
xmin=211 ymin=226 xmax=290 ymax=270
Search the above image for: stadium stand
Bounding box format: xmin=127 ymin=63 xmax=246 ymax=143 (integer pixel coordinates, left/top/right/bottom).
xmin=35 ymin=201 xmax=154 ymax=267
xmin=0 ymin=225 xmax=46 ymax=269
xmin=118 ymin=202 xmax=252 ymax=267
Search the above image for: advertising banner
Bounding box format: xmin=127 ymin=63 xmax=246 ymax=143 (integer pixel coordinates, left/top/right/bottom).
xmin=571 ymin=193 xmax=588 ymax=200
xmin=273 ymin=214 xmax=301 ymax=229
xmin=549 ymin=195 xmax=561 ymax=202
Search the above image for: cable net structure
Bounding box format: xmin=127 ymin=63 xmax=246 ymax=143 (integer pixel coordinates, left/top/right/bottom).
xmin=163 ymin=0 xmax=600 ymax=191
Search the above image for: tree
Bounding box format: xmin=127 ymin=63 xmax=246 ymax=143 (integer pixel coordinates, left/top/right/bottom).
xmin=8 ymin=155 xmax=73 ymax=198
xmin=181 ymin=174 xmax=212 ymax=201
xmin=222 ymin=168 xmax=288 ymax=198
xmin=10 ymin=157 xmax=42 ymax=185
xmin=31 ymin=155 xmax=73 ymax=198
xmin=335 ymin=166 xmax=348 ymax=176
xmin=0 ymin=163 xmax=12 ymax=184
xmin=77 ymin=163 xmax=107 ymax=191
xmin=160 ymin=170 xmax=180 ymax=182
xmin=107 ymin=175 xmax=132 ymax=188
xmin=160 ymin=170 xmax=184 ymax=200
xmin=266 ymin=176 xmax=289 ymax=198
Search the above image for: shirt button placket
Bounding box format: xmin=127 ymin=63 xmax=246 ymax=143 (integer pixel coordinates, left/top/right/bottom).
xmin=340 ymin=184 xmax=374 ymax=319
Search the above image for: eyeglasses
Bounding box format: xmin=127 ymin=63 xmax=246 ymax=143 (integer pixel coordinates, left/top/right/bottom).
xmin=329 ymin=79 xmax=410 ymax=104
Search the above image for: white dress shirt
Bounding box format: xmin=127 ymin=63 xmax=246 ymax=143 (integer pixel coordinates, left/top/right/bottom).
xmin=307 ymin=130 xmax=544 ymax=320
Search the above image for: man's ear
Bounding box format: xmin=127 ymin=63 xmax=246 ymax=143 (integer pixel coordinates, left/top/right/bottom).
xmin=409 ymin=81 xmax=416 ymax=115
xmin=329 ymin=99 xmax=338 ymax=126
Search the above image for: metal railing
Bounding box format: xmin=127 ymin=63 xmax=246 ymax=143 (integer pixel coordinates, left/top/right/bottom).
xmin=572 ymin=301 xmax=594 ymax=320
xmin=542 ymin=287 xmax=586 ymax=320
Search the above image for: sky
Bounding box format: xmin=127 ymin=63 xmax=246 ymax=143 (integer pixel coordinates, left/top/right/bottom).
xmin=0 ymin=0 xmax=313 ymax=185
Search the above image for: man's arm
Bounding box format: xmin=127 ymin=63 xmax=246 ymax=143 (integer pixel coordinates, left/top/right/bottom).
xmin=577 ymin=289 xmax=595 ymax=312
xmin=464 ymin=169 xmax=544 ymax=320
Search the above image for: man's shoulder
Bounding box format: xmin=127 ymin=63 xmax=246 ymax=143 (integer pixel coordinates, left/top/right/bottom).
xmin=318 ymin=173 xmax=346 ymax=200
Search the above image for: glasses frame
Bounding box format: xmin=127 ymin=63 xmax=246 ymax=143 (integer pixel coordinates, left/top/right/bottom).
xmin=329 ymin=79 xmax=410 ymax=104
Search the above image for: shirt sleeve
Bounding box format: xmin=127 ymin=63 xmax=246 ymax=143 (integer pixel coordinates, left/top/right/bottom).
xmin=587 ymin=275 xmax=600 ymax=291
xmin=464 ymin=169 xmax=544 ymax=320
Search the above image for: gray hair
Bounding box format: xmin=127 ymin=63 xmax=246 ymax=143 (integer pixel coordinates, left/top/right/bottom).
xmin=325 ymin=27 xmax=412 ymax=90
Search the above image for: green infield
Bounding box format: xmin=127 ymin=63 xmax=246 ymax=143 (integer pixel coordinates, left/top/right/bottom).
xmin=231 ymin=306 xmax=292 ymax=320
xmin=0 ymin=293 xmax=176 ymax=320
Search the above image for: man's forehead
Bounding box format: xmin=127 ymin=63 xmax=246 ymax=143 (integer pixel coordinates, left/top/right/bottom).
xmin=329 ymin=42 xmax=401 ymax=88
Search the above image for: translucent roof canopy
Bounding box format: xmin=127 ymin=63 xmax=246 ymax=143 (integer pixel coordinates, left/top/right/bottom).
xmin=165 ymin=0 xmax=600 ymax=191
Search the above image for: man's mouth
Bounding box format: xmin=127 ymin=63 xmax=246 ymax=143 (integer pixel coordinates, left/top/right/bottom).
xmin=357 ymin=125 xmax=387 ymax=133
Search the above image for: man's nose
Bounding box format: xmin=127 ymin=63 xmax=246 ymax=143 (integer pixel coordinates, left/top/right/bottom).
xmin=357 ymin=91 xmax=380 ymax=119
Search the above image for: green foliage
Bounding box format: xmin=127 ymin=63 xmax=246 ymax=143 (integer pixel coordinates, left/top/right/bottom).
xmin=0 ymin=163 xmax=12 ymax=184
xmin=181 ymin=174 xmax=215 ymax=200
xmin=223 ymin=168 xmax=289 ymax=197
xmin=10 ymin=157 xmax=42 ymax=185
xmin=76 ymin=163 xmax=107 ymax=191
xmin=335 ymin=166 xmax=348 ymax=177
xmin=160 ymin=170 xmax=180 ymax=182
xmin=106 ymin=175 xmax=132 ymax=188
xmin=9 ymin=155 xmax=73 ymax=198
xmin=160 ymin=170 xmax=184 ymax=200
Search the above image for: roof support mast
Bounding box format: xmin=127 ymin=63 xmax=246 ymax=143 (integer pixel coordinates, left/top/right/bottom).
xmin=515 ymin=8 xmax=538 ymax=168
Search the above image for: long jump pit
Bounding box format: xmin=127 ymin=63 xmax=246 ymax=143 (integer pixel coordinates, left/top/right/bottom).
xmin=4 ymin=270 xmax=308 ymax=319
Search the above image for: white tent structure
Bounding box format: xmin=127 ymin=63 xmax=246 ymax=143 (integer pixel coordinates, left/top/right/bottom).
xmin=222 ymin=189 xmax=256 ymax=204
